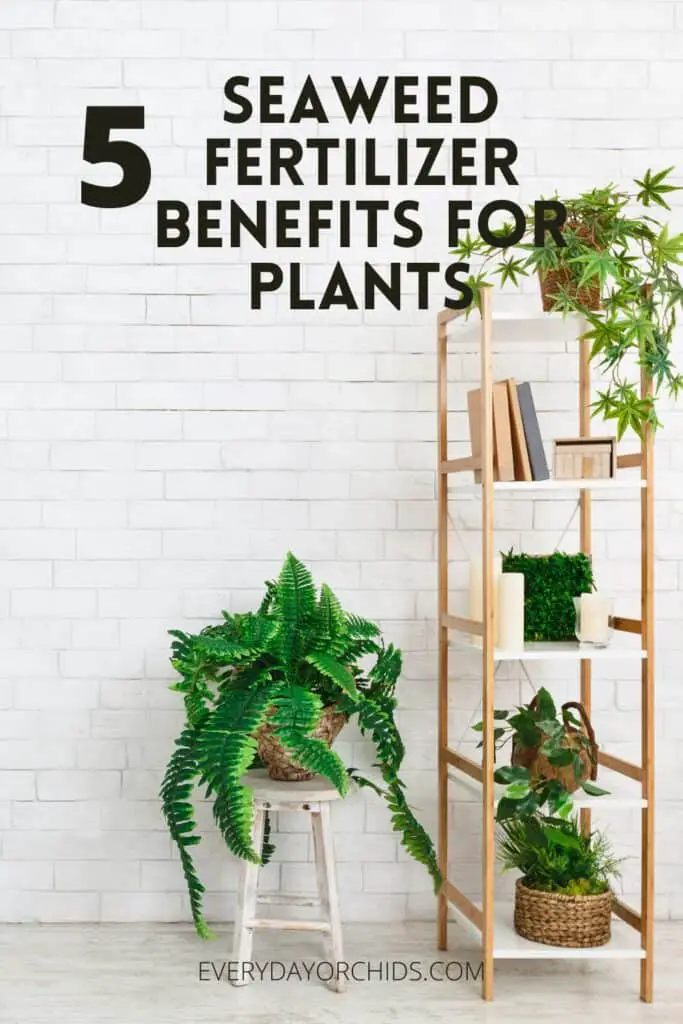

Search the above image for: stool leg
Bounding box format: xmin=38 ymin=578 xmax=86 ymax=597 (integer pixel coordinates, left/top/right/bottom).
xmin=312 ymin=804 xmax=345 ymax=993
xmin=231 ymin=806 xmax=264 ymax=987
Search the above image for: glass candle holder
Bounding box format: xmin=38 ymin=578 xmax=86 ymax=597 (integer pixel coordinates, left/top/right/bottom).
xmin=574 ymin=594 xmax=614 ymax=648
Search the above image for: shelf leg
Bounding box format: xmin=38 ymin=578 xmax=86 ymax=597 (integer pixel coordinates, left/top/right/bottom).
xmin=480 ymin=287 xmax=495 ymax=1001
xmin=640 ymin=362 xmax=655 ymax=1002
xmin=436 ymin=314 xmax=449 ymax=951
xmin=579 ymin=319 xmax=593 ymax=840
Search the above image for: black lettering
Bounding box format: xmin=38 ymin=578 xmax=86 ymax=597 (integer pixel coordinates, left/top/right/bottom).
xmin=485 ymin=139 xmax=518 ymax=186
xmin=406 ymin=262 xmax=440 ymax=309
xmin=251 ymin=263 xmax=283 ymax=309
xmin=394 ymin=76 xmax=419 ymax=123
xmin=275 ymin=202 xmax=302 ymax=247
xmin=271 ymin=139 xmax=304 ymax=185
xmin=198 ymin=200 xmax=222 ymax=248
xmin=448 ymin=200 xmax=473 ymax=246
xmin=206 ymin=139 xmax=230 ymax=186
xmin=236 ymin=139 xmax=262 ymax=185
xmin=309 ymin=201 xmax=333 ymax=247
xmin=427 ymin=76 xmax=452 ymax=123
xmin=290 ymin=262 xmax=314 ymax=309
xmin=157 ymin=200 xmax=189 ymax=247
xmin=415 ymin=139 xmax=445 ymax=186
xmin=307 ymin=138 xmax=340 ymax=186
xmin=535 ymin=200 xmax=567 ymax=246
xmin=224 ymin=76 xmax=252 ymax=124
xmin=291 ymin=75 xmax=329 ymax=123
xmin=230 ymin=201 xmax=267 ymax=247
xmin=460 ymin=76 xmax=498 ymax=123
xmin=320 ymin=262 xmax=358 ymax=309
xmin=394 ymin=201 xmax=422 ymax=248
xmin=478 ymin=200 xmax=526 ymax=247
xmin=260 ymin=76 xmax=285 ymax=123
xmin=332 ymin=75 xmax=388 ymax=123
xmin=365 ymin=263 xmax=402 ymax=309
xmin=357 ymin=200 xmax=389 ymax=246
xmin=452 ymin=139 xmax=477 ymax=186
xmin=445 ymin=262 xmax=474 ymax=310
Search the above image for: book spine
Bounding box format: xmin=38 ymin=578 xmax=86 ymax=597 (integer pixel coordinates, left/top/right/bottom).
xmin=517 ymin=382 xmax=549 ymax=481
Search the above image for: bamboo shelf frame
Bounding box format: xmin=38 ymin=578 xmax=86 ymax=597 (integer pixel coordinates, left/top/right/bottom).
xmin=436 ymin=290 xmax=655 ymax=1002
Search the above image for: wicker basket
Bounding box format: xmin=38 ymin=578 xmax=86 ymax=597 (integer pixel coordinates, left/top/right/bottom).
xmin=256 ymin=705 xmax=346 ymax=782
xmin=514 ymin=878 xmax=612 ymax=948
xmin=539 ymin=217 xmax=602 ymax=312
xmin=539 ymin=267 xmax=601 ymax=313
xmin=511 ymin=699 xmax=597 ymax=794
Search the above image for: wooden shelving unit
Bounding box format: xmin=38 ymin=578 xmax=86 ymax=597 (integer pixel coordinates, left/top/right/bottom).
xmin=436 ymin=290 xmax=655 ymax=1002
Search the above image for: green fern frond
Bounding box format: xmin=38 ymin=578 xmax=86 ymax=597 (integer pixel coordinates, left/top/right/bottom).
xmin=276 ymin=552 xmax=316 ymax=674
xmin=315 ymin=584 xmax=345 ymax=650
xmin=196 ymin=681 xmax=282 ymax=862
xmin=355 ymin=694 xmax=404 ymax=775
xmin=304 ymin=651 xmax=359 ymax=701
xmin=276 ymin=733 xmax=349 ymax=796
xmin=160 ymin=726 xmax=214 ymax=938
xmin=385 ymin=782 xmax=442 ymax=892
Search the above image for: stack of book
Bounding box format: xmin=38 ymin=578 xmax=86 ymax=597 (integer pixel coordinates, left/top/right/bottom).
xmin=467 ymin=379 xmax=548 ymax=482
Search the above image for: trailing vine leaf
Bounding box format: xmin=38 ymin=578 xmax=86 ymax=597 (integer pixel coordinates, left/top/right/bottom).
xmin=453 ymin=168 xmax=683 ymax=436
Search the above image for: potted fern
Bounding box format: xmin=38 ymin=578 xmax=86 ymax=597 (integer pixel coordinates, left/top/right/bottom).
xmin=161 ymin=552 xmax=441 ymax=938
xmin=452 ymin=167 xmax=683 ymax=438
xmin=499 ymin=814 xmax=621 ymax=948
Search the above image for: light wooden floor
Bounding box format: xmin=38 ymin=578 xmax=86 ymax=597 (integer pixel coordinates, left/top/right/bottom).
xmin=1 ymin=921 xmax=682 ymax=1023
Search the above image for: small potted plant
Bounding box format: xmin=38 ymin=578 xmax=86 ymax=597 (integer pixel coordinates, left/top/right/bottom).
xmin=451 ymin=168 xmax=683 ymax=437
xmin=161 ymin=552 xmax=441 ymax=937
xmin=499 ymin=814 xmax=621 ymax=948
xmin=473 ymin=687 xmax=608 ymax=822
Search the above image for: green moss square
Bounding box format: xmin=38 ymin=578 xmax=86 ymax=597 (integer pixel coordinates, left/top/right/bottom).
xmin=501 ymin=551 xmax=595 ymax=643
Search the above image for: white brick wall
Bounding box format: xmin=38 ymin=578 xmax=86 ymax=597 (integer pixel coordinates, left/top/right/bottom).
xmin=1 ymin=0 xmax=683 ymax=925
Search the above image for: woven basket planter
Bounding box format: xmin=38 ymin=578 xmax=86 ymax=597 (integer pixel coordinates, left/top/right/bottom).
xmin=256 ymin=705 xmax=346 ymax=782
xmin=511 ymin=699 xmax=598 ymax=794
xmin=538 ymin=217 xmax=602 ymax=312
xmin=514 ymin=878 xmax=612 ymax=948
xmin=539 ymin=268 xmax=601 ymax=312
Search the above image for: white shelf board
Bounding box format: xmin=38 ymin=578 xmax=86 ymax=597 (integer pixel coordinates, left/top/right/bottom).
xmin=450 ymin=638 xmax=646 ymax=662
xmin=449 ymin=477 xmax=646 ymax=495
xmin=447 ymin=769 xmax=646 ymax=810
xmin=445 ymin=310 xmax=586 ymax=346
xmin=451 ymin=902 xmax=645 ymax=960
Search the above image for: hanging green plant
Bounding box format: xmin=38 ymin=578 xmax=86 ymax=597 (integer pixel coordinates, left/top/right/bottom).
xmin=501 ymin=550 xmax=594 ymax=642
xmin=451 ymin=168 xmax=683 ymax=438
xmin=160 ymin=552 xmax=441 ymax=938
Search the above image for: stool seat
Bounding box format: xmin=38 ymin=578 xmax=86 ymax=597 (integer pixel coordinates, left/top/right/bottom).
xmin=231 ymin=768 xmax=347 ymax=993
xmin=242 ymin=768 xmax=345 ymax=805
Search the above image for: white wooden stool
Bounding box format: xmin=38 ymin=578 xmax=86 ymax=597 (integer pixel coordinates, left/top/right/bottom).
xmin=232 ymin=768 xmax=346 ymax=993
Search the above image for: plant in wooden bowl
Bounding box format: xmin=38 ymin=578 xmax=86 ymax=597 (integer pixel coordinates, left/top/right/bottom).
xmin=499 ymin=814 xmax=621 ymax=948
xmin=451 ymin=168 xmax=683 ymax=437
xmin=161 ymin=551 xmax=440 ymax=937
xmin=473 ymin=687 xmax=608 ymax=822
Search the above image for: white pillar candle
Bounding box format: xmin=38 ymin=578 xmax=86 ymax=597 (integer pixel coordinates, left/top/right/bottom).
xmin=469 ymin=555 xmax=502 ymax=645
xmin=578 ymin=593 xmax=611 ymax=644
xmin=498 ymin=572 xmax=525 ymax=651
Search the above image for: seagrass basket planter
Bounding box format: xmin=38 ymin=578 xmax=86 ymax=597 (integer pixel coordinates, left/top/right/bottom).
xmin=539 ymin=268 xmax=601 ymax=313
xmin=514 ymin=878 xmax=612 ymax=948
xmin=256 ymin=705 xmax=347 ymax=782
xmin=538 ymin=218 xmax=602 ymax=313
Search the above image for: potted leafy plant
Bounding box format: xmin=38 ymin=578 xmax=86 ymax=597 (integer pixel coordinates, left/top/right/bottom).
xmin=451 ymin=168 xmax=683 ymax=437
xmin=499 ymin=814 xmax=621 ymax=948
xmin=161 ymin=552 xmax=441 ymax=938
xmin=473 ymin=687 xmax=608 ymax=822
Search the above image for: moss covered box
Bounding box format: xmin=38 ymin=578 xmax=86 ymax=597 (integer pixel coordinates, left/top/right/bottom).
xmin=501 ymin=551 xmax=595 ymax=643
